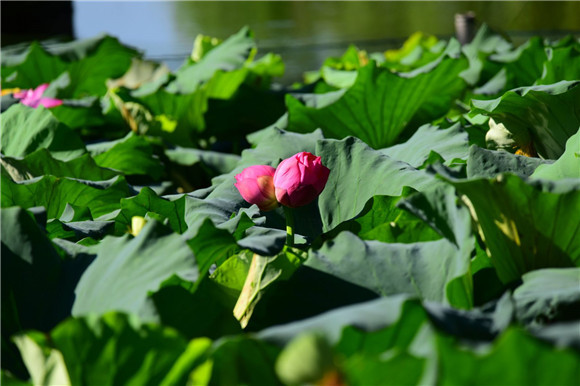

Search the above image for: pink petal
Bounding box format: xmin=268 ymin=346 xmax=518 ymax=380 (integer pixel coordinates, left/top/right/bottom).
xmin=39 ymin=98 xmax=63 ymax=108
xmin=31 ymin=84 xmax=49 ymax=100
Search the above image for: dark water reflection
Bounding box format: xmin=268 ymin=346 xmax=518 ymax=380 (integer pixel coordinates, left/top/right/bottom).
xmin=73 ymin=1 xmax=580 ymax=84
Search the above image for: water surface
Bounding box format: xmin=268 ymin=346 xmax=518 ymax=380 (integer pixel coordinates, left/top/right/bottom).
xmin=74 ymin=1 xmax=580 ymax=84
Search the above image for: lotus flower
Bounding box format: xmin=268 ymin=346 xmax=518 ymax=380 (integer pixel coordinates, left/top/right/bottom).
xmin=13 ymin=84 xmax=62 ymax=108
xmin=273 ymin=152 xmax=330 ymax=208
xmin=235 ymin=165 xmax=279 ymax=211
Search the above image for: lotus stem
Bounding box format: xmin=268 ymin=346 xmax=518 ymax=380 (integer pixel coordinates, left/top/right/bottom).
xmin=283 ymin=206 xmax=295 ymax=247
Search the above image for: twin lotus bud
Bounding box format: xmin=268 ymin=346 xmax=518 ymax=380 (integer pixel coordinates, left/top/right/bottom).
xmin=234 ymin=152 xmax=330 ymax=210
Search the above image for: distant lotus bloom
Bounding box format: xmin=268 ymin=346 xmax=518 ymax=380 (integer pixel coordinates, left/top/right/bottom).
xmin=273 ymin=152 xmax=330 ymax=208
xmin=13 ymin=84 xmax=62 ymax=108
xmin=235 ymin=165 xmax=279 ymax=211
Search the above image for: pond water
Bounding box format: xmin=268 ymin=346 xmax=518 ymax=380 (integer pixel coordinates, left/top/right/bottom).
xmin=73 ymin=1 xmax=580 ymax=84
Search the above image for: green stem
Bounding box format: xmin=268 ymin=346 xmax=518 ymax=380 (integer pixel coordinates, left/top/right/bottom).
xmin=283 ymin=206 xmax=295 ymax=247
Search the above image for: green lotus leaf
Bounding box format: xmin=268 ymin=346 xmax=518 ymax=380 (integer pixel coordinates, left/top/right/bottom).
xmin=287 ymin=45 xmax=468 ymax=149
xmin=446 ymin=173 xmax=580 ymax=284
xmin=2 ymin=35 xmax=138 ymax=98
xmin=381 ymin=122 xmax=469 ymax=167
xmin=537 ymin=42 xmax=580 ymax=85
xmin=1 ymin=174 xmax=130 ymax=220
xmin=315 ymin=136 xmax=440 ymax=232
xmin=531 ymin=128 xmax=580 ymax=180
xmin=114 ymin=187 xmax=187 ymax=235
xmin=437 ymin=327 xmax=580 ymax=385
xmin=17 ymin=312 xmax=190 ymax=386
xmin=90 ymin=133 xmax=165 ymax=179
xmin=307 ymin=230 xmax=471 ymax=308
xmin=1 ymin=148 xmax=118 ymax=182
xmin=72 ymin=220 xmax=199 ymax=320
xmin=466 ymin=145 xmax=550 ymax=179
xmin=0 ymin=104 xmax=86 ymax=161
xmin=513 ymin=268 xmax=580 ymax=327
xmin=488 ymin=36 xmax=547 ymax=88
xmin=471 ymin=80 xmax=580 ymax=159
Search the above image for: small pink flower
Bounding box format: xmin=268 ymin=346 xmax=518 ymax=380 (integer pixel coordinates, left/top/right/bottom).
xmin=13 ymin=84 xmax=63 ymax=108
xmin=235 ymin=165 xmax=279 ymax=211
xmin=273 ymin=152 xmax=330 ymax=208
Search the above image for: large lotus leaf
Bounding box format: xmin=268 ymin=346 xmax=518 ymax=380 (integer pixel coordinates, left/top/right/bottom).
xmin=397 ymin=183 xmax=473 ymax=249
xmin=92 ymin=133 xmax=164 ymax=179
xmin=531 ymin=128 xmax=580 ymax=180
xmin=396 ymin=184 xmax=479 ymax=307
xmin=471 ymin=81 xmax=580 ymax=159
xmin=72 ymin=220 xmax=198 ymax=320
xmin=1 ymin=149 xmax=118 ymax=182
xmin=255 ymin=295 xmax=410 ymax=366
xmin=323 ymin=193 xmax=442 ymax=244
xmin=20 ymin=312 xmax=189 ymax=386
xmin=286 ymin=47 xmax=468 ymax=149
xmin=315 ymin=137 xmax=439 ymax=232
xmin=144 ymin=221 xmax=243 ymax=338
xmin=537 ymin=44 xmax=580 ymax=85
xmin=167 ymin=26 xmax=255 ymax=94
xmin=513 ymin=268 xmax=580 ymax=327
xmin=2 ymin=35 xmax=138 ymax=98
xmin=113 ymin=187 xmax=187 ymax=235
xmin=0 ymin=104 xmax=86 ymax=161
xmin=1 ymin=174 xmax=130 ymax=220
xmin=380 ymin=122 xmax=469 ymax=167
xmin=437 ymin=327 xmax=580 ymax=385
xmin=466 ymin=145 xmax=551 ymax=179
xmin=447 ymin=173 xmax=580 ymax=284
xmin=306 ymin=231 xmax=471 ymax=308
xmin=488 ymin=37 xmax=547 ymax=88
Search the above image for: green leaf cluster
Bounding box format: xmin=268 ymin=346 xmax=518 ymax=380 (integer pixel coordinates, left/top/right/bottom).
xmin=2 ymin=25 xmax=579 ymax=385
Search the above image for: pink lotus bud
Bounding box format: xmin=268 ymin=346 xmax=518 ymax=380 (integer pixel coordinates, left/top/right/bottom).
xmin=13 ymin=83 xmax=63 ymax=108
xmin=235 ymin=165 xmax=279 ymax=211
xmin=273 ymin=152 xmax=330 ymax=208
